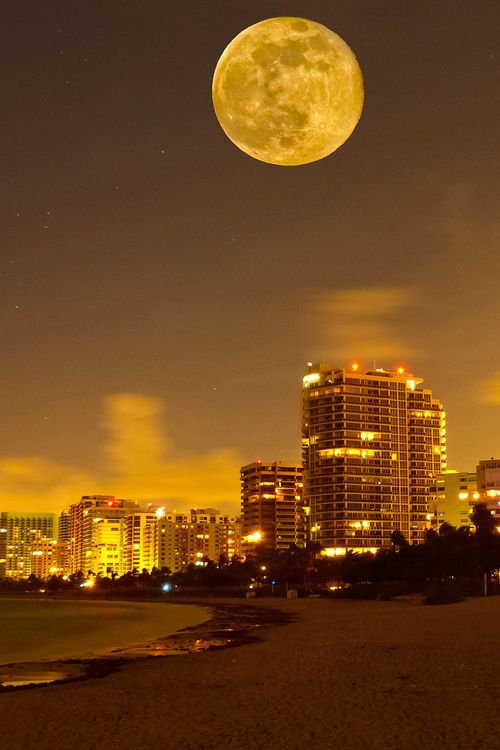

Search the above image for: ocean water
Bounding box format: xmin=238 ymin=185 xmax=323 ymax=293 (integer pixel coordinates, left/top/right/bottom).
xmin=0 ymin=597 xmax=209 ymax=665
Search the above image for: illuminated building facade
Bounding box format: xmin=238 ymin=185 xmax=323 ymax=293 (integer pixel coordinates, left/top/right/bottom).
xmin=55 ymin=510 xmax=71 ymax=574
xmin=0 ymin=512 xmax=55 ymax=578
xmin=302 ymin=363 xmax=446 ymax=553
xmin=68 ymin=496 xmax=139 ymax=574
xmin=240 ymin=461 xmax=306 ymax=556
xmin=429 ymin=470 xmax=478 ymax=529
xmin=31 ymin=535 xmax=59 ymax=579
xmin=89 ymin=516 xmax=126 ymax=576
xmin=155 ymin=509 xmax=241 ymax=572
xmin=123 ymin=509 xmax=158 ymax=573
xmin=476 ymin=458 xmax=500 ymax=522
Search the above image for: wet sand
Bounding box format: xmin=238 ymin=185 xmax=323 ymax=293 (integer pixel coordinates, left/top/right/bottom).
xmin=0 ymin=600 xmax=288 ymax=689
xmin=0 ymin=596 xmax=499 ymax=750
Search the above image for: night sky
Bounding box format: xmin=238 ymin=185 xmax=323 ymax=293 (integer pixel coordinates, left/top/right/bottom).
xmin=2 ymin=1 xmax=500 ymax=513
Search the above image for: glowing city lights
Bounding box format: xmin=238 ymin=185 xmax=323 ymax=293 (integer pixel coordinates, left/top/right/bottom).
xmin=246 ymin=531 xmax=263 ymax=543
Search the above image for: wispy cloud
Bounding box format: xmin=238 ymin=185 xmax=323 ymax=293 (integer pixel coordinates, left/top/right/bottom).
xmin=0 ymin=394 xmax=242 ymax=515
xmin=0 ymin=457 xmax=96 ymax=515
xmin=310 ymin=286 xmax=418 ymax=363
xmin=103 ymin=394 xmax=171 ymax=479
xmin=478 ymin=375 xmax=500 ymax=405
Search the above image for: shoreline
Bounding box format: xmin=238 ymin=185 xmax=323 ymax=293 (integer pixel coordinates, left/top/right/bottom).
xmin=0 ymin=596 xmax=210 ymax=669
xmin=0 ymin=599 xmax=293 ymax=691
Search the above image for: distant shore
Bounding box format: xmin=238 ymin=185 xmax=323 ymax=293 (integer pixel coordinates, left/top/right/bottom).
xmin=1 ymin=596 xmax=499 ymax=750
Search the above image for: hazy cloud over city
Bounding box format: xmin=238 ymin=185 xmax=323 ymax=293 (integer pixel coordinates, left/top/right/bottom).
xmin=0 ymin=394 xmax=242 ymax=514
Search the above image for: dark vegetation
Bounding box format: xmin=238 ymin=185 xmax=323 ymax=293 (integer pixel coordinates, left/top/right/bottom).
xmin=1 ymin=504 xmax=499 ymax=604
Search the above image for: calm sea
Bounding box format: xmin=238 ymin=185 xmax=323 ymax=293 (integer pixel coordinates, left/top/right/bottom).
xmin=0 ymin=597 xmax=209 ymax=665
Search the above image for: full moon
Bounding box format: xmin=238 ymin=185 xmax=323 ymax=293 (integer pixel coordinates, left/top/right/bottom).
xmin=212 ymin=17 xmax=364 ymax=166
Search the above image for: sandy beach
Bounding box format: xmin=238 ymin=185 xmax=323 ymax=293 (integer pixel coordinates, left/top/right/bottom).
xmin=0 ymin=595 xmax=499 ymax=750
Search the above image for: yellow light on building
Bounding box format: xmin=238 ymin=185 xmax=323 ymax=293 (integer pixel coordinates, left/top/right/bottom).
xmin=303 ymin=373 xmax=321 ymax=385
xmin=246 ymin=531 xmax=263 ymax=543
xmin=323 ymin=547 xmax=346 ymax=557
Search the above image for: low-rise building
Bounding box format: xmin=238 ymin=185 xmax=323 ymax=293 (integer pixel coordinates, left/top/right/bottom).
xmin=154 ymin=508 xmax=242 ymax=572
xmin=429 ymin=471 xmax=478 ymax=529
xmin=476 ymin=458 xmax=500 ymax=523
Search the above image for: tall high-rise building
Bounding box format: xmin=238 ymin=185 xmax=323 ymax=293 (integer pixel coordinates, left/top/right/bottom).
xmin=0 ymin=512 xmax=55 ymax=578
xmin=123 ymin=508 xmax=158 ymax=573
xmin=55 ymin=510 xmax=71 ymax=574
xmin=240 ymin=461 xmax=305 ymax=556
xmin=58 ymin=510 xmax=70 ymax=543
xmin=68 ymin=496 xmax=139 ymax=574
xmin=302 ymin=363 xmax=446 ymax=552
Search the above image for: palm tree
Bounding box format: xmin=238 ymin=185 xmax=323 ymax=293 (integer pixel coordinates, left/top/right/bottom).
xmin=438 ymin=522 xmax=456 ymax=537
xmin=471 ymin=503 xmax=497 ymax=535
xmin=390 ymin=529 xmax=408 ymax=549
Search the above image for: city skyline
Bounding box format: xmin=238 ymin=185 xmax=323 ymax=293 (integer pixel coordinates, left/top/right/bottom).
xmin=2 ymin=360 xmax=496 ymax=517
xmin=2 ymin=1 xmax=500 ymax=514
